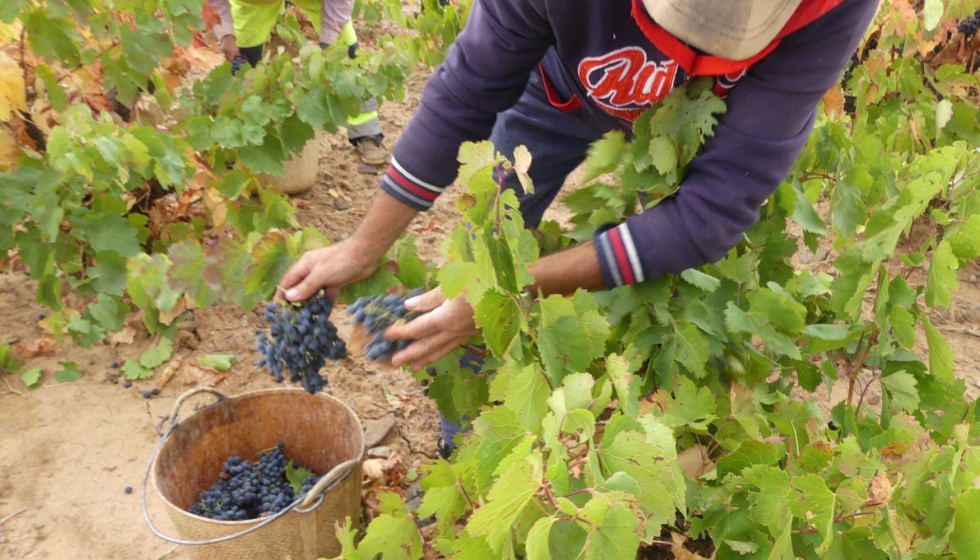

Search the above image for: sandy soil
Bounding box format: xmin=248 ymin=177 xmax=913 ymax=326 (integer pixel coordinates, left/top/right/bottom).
xmin=2 ymin=31 xmax=979 ymax=560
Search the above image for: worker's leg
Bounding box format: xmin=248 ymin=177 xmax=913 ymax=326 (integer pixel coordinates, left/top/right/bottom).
xmin=332 ymin=21 xmax=384 ymax=144
xmin=437 ymin=70 xmax=606 ymax=457
xmin=230 ymin=0 xmax=281 ymax=55
xmin=293 ymin=1 xmax=386 ymax=163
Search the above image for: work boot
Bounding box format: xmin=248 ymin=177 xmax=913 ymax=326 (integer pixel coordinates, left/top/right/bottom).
xmin=354 ymin=136 xmax=388 ymax=166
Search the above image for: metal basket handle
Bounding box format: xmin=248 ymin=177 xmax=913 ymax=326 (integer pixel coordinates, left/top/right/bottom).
xmin=140 ymin=388 xmax=359 ymax=547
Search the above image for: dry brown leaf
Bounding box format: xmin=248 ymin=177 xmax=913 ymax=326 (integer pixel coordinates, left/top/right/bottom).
xmin=868 ymin=473 xmax=893 ymax=506
xmin=203 ymin=188 xmax=227 ymax=228
xmin=108 ymin=327 xmax=137 ymax=346
xmin=184 ymin=363 xmax=226 ymax=387
xmin=382 ymin=454 xmax=408 ymax=488
xmin=821 ymin=86 xmax=844 ymax=118
xmin=677 ymin=444 xmax=714 ymax=481
xmin=8 ymin=117 xmax=37 ymax=151
xmin=362 ymin=458 xmax=387 ymax=484
xmin=12 ymin=337 xmax=58 ymax=358
xmin=156 ymin=356 xmax=183 ymax=389
xmin=670 ymin=531 xmax=711 ymax=560
xmin=158 ymin=298 xmax=187 ymax=326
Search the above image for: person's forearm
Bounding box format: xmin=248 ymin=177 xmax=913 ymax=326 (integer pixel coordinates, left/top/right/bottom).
xmin=527 ymin=242 xmax=606 ymax=297
xmin=350 ymin=191 xmax=420 ymax=264
xmin=207 ymin=0 xmax=235 ymax=39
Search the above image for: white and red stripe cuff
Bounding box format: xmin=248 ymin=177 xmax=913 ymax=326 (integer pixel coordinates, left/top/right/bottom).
xmin=596 ymin=223 xmax=645 ymax=288
xmin=380 ymin=158 xmax=445 ymax=210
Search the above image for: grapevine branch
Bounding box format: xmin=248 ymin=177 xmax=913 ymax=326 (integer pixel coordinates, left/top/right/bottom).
xmin=854 ymin=372 xmax=881 ymax=420
xmin=845 ymin=327 xmax=878 ymax=408
xmin=793 ymin=509 xmax=881 ymax=534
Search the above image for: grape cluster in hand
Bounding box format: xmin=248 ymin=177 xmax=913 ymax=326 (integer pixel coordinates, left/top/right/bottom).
xmin=187 ymin=443 xmax=318 ymax=521
xmin=958 ymin=9 xmax=980 ymax=36
xmin=231 ymin=55 xmax=249 ymax=75
xmin=347 ymin=289 xmax=423 ymax=362
xmin=256 ymin=295 xmax=346 ymax=394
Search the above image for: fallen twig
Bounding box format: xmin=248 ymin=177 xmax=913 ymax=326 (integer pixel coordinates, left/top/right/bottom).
xmin=0 ymin=508 xmax=27 ymax=527
xmin=157 ymin=544 xmax=181 ymax=559
xmin=938 ymin=326 xmax=980 ymax=339
xmin=0 ymin=376 xmax=23 ymax=397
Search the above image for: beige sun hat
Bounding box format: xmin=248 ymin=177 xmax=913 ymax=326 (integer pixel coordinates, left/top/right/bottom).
xmin=642 ymin=0 xmax=804 ymax=60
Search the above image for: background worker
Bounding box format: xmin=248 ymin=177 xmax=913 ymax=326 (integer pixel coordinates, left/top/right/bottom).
xmin=208 ymin=0 xmax=388 ymax=165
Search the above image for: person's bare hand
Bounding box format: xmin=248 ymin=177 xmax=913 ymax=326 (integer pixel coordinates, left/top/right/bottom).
xmin=277 ymin=240 xmax=377 ymax=302
xmin=219 ymin=35 xmax=240 ymax=62
xmin=385 ymin=287 xmax=479 ymax=370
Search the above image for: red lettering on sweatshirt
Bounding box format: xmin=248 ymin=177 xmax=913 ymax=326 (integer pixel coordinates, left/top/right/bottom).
xmin=578 ymin=47 xmax=679 ymax=120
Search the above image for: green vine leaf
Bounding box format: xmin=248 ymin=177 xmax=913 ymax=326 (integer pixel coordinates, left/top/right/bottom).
xmin=467 ymin=452 xmax=542 ymax=552
xmin=54 ymin=361 xmax=82 ymax=384
xmin=20 ymin=367 xmax=42 ymax=388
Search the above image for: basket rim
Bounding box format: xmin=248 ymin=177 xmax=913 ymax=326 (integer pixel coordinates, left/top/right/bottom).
xmin=149 ymin=387 xmax=365 ymax=525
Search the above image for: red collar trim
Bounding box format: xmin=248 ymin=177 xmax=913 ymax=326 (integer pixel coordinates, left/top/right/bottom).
xmin=630 ymin=0 xmax=845 ymax=76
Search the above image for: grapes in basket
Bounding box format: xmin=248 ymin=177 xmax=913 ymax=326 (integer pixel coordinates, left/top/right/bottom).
xmin=188 ymin=443 xmax=319 ymax=521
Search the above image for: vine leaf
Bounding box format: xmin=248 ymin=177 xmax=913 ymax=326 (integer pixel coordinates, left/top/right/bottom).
xmin=790 ymin=474 xmax=835 ymax=553
xmin=474 ymin=290 xmax=521 ymax=357
xmin=283 ymin=460 xmax=312 ymax=496
xmin=743 ymin=465 xmax=792 ymax=536
xmin=20 ymin=367 xmax=42 ymax=388
xmin=535 ymin=293 xmax=608 ymax=384
xmin=197 ymin=354 xmax=233 ymax=371
xmin=54 ymin=361 xmax=82 ymax=384
xmin=607 ymin=353 xmax=639 ymax=416
xmin=659 ymin=376 xmax=716 ymax=431
xmin=715 ymin=440 xmax=785 ymax=481
xmin=472 ymin=406 xmax=532 ymax=491
xmin=122 ymin=359 xmax=154 ymax=380
xmin=87 ymin=216 xmax=141 ymax=258
xmin=501 ymin=364 xmax=551 ymax=432
xmin=879 ymin=371 xmax=920 ymax=413
xmin=417 ymin=460 xmax=470 ymax=537
xmin=584 ymin=131 xmax=627 ymax=182
xmin=576 ymin=495 xmax=641 ymax=560
xmin=141 ymin=338 xmax=174 ymax=369
xmin=922 ymin=316 xmax=955 ymax=383
xmin=525 ymin=516 xmax=556 ymax=560
xmin=597 ymin=415 xmax=679 ymax=528
xmin=951 ymin=488 xmax=980 ymax=559
xmin=467 ymin=453 xmax=542 ymax=552
xmin=825 ymin=526 xmax=886 ymax=560
xmin=356 ymin=492 xmax=424 ymax=560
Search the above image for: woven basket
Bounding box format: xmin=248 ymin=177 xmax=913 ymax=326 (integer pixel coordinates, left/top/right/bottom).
xmin=261 ymin=132 xmax=323 ymax=195
xmin=143 ymin=387 xmax=364 ymax=560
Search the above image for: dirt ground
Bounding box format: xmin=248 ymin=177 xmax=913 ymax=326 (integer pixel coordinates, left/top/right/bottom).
xmin=2 ymin=33 xmax=980 ymax=560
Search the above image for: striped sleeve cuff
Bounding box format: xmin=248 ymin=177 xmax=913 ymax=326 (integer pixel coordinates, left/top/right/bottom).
xmin=594 ymin=223 xmax=646 ymax=288
xmin=379 ymin=158 xmax=445 ymax=211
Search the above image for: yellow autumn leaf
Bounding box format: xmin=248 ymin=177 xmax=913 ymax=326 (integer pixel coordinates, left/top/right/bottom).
xmin=0 ymin=127 xmax=18 ymax=170
xmin=0 ymin=62 xmax=26 ymax=122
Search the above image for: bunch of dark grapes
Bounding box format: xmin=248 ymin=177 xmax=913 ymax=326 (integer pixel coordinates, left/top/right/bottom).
xmin=958 ymin=9 xmax=980 ymax=37
xmin=841 ymin=36 xmax=880 ymax=114
xmin=187 ymin=443 xmax=319 ymax=521
xmin=231 ymin=55 xmax=249 ymax=75
xmin=840 ymin=53 xmax=859 ymax=89
xmin=256 ymin=295 xmax=346 ymax=394
xmin=347 ymin=289 xmax=423 ymax=362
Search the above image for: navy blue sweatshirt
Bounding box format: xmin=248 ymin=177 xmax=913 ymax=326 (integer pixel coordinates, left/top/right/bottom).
xmin=381 ymin=0 xmax=879 ymax=288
